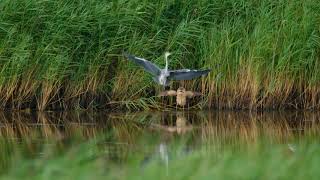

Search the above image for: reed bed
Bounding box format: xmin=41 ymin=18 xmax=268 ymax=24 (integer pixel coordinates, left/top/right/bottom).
xmin=0 ymin=0 xmax=320 ymax=110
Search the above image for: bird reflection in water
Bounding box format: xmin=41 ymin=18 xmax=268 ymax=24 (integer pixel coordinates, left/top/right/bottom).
xmin=150 ymin=112 xmax=193 ymax=134
xmin=143 ymin=112 xmax=194 ymax=174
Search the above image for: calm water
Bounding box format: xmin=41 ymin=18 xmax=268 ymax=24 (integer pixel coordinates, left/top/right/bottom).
xmin=0 ymin=110 xmax=319 ymax=174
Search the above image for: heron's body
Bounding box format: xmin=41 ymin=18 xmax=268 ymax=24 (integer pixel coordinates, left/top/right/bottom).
xmin=158 ymin=69 xmax=170 ymax=86
xmin=124 ymin=52 xmax=211 ymax=87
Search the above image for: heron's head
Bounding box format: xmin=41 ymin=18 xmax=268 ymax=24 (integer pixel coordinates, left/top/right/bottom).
xmin=164 ymin=52 xmax=171 ymax=59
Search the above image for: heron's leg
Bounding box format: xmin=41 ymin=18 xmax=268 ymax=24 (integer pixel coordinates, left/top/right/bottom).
xmin=161 ymin=94 xmax=166 ymax=109
xmin=161 ymin=95 xmax=163 ymax=108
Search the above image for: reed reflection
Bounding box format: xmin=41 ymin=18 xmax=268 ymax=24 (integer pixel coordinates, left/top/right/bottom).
xmin=0 ymin=111 xmax=318 ymax=143
xmin=0 ymin=110 xmax=319 ymax=173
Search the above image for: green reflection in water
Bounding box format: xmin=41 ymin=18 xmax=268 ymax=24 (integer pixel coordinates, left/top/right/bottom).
xmin=0 ymin=111 xmax=319 ymax=179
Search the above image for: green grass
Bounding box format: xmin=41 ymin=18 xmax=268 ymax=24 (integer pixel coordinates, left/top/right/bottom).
xmin=0 ymin=0 xmax=320 ymax=110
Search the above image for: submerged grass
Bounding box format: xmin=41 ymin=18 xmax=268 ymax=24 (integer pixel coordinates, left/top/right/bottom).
xmin=0 ymin=0 xmax=320 ymax=110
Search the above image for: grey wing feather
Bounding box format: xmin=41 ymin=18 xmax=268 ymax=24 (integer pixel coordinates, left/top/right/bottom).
xmin=123 ymin=52 xmax=161 ymax=75
xmin=169 ymin=69 xmax=211 ymax=80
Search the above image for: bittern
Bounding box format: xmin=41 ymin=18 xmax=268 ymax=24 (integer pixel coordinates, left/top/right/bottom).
xmin=159 ymin=87 xmax=202 ymax=109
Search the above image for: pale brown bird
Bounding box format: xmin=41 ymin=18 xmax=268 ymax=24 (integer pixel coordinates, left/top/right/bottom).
xmin=159 ymin=87 xmax=202 ymax=108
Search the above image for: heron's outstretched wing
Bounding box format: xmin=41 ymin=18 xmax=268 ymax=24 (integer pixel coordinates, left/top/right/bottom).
xmin=169 ymin=69 xmax=211 ymax=80
xmin=123 ymin=52 xmax=161 ymax=75
xmin=159 ymin=90 xmax=177 ymax=96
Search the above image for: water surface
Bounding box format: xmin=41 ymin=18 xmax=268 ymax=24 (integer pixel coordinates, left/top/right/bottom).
xmin=0 ymin=110 xmax=319 ymax=177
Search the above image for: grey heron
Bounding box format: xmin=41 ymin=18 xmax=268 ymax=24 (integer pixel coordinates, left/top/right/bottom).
xmin=123 ymin=52 xmax=211 ymax=86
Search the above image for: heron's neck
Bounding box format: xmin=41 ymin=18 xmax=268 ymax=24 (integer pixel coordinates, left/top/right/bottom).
xmin=165 ymin=56 xmax=168 ymax=71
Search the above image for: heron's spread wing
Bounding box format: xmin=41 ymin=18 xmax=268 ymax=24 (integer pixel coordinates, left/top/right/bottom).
xmin=123 ymin=52 xmax=161 ymax=75
xmin=169 ymin=69 xmax=211 ymax=80
xmin=159 ymin=90 xmax=177 ymax=96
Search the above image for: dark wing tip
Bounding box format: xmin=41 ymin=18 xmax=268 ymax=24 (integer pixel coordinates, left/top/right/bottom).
xmin=199 ymin=68 xmax=211 ymax=75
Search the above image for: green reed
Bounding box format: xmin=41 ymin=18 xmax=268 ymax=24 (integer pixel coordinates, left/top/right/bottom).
xmin=0 ymin=0 xmax=319 ymax=110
